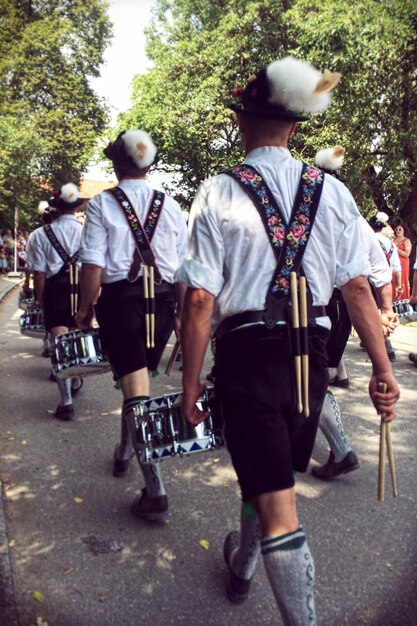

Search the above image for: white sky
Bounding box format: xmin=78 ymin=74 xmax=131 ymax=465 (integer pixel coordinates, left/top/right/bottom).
xmin=88 ymin=0 xmax=164 ymax=184
xmin=91 ymin=0 xmax=157 ymax=121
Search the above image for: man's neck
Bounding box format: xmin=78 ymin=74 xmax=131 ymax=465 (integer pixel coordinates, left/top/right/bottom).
xmin=244 ymin=138 xmax=289 ymax=155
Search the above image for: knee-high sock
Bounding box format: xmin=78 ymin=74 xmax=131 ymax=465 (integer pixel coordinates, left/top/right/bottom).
xmin=120 ymin=396 xmax=166 ymax=498
xmin=336 ymin=356 xmax=348 ymax=381
xmin=319 ymin=391 xmax=351 ymax=462
xmin=262 ymin=527 xmax=316 ymax=626
xmin=56 ymin=378 xmax=72 ymax=406
xmin=71 ymin=376 xmax=82 ymax=391
xmin=230 ymin=501 xmax=260 ymax=580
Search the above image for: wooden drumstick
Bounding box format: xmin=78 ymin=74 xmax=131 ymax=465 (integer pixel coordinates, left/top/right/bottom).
xmin=299 ymin=276 xmax=309 ymax=418
xmin=69 ymin=263 xmax=74 ymax=316
xmin=290 ymin=272 xmax=303 ymax=414
xmin=74 ymin=264 xmax=79 ymax=314
xmin=149 ymin=265 xmax=155 ymax=348
xmin=143 ymin=265 xmax=150 ymax=348
xmin=377 ymin=381 xmax=398 ymax=500
xmin=165 ymin=339 xmax=181 ymax=376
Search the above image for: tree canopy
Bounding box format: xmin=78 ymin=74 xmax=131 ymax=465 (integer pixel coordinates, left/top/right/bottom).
xmin=122 ymin=0 xmax=417 ymax=236
xmin=0 ymin=0 xmax=112 ymax=229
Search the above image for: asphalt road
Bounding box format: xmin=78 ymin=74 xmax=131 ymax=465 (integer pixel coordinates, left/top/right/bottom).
xmin=1 ymin=280 xmax=417 ymax=626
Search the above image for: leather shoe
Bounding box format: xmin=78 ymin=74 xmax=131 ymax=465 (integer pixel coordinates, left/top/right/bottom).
xmin=328 ymin=376 xmax=349 ymax=389
xmin=312 ymin=451 xmax=359 ymax=481
xmin=54 ymin=403 xmax=74 ymax=421
xmin=223 ymin=531 xmax=252 ymax=603
xmin=113 ymin=445 xmax=130 ymax=477
xmin=409 ymin=353 xmax=417 ymax=365
xmin=130 ymin=488 xmax=168 ymax=521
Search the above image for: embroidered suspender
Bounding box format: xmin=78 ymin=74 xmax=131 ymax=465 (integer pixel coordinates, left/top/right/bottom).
xmin=224 ymin=163 xmax=324 ymax=300
xmin=379 ymin=239 xmax=394 ymax=263
xmin=43 ymin=224 xmax=80 ymax=315
xmin=107 ymin=186 xmax=165 ymax=284
xmin=43 ymin=224 xmax=79 ymax=265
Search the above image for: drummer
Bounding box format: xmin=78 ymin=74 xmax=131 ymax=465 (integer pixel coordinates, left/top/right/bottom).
xmin=30 ymin=184 xmax=86 ymax=420
xmin=75 ymin=129 xmax=188 ymax=521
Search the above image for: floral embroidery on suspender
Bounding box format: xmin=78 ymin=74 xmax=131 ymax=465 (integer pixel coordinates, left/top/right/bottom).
xmin=225 ymin=163 xmax=324 ymax=296
xmin=108 ymin=187 xmax=165 ymax=283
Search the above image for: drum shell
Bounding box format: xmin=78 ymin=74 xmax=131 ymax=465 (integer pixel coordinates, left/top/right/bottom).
xmin=51 ymin=329 xmax=110 ymax=378
xmin=19 ymin=307 xmax=45 ymax=338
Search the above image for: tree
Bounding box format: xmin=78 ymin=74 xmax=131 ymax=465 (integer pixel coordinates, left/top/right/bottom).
xmin=0 ymin=0 xmax=112 ymax=229
xmin=123 ymin=0 xmax=417 ymax=238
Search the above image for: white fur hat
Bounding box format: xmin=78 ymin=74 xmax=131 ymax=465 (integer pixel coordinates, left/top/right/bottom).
xmin=38 ymin=200 xmax=50 ymax=214
xmin=314 ymin=145 xmax=345 ymax=172
xmin=104 ymin=129 xmax=158 ymax=169
xmin=49 ymin=183 xmax=86 ymax=210
xmin=230 ymin=56 xmax=341 ymax=120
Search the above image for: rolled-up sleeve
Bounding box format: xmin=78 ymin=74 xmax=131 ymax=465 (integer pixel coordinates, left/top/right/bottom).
xmin=334 ymin=215 xmax=372 ymax=288
xmin=79 ymin=199 xmax=108 ymax=268
xmin=175 ymin=181 xmax=225 ymax=296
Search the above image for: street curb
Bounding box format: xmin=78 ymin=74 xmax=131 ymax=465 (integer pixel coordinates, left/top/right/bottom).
xmin=0 ymin=278 xmax=21 ymax=626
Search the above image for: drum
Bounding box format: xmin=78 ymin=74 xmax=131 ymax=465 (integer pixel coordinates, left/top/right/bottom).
xmin=51 ymin=328 xmax=111 ymax=378
xmin=19 ymin=306 xmax=45 ymax=338
xmin=392 ymin=300 xmax=417 ymax=324
xmin=128 ymin=387 xmax=223 ymax=464
xmin=18 ymin=288 xmax=36 ymax=311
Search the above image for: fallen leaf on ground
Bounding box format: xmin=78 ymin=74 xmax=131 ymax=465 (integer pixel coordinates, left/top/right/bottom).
xmin=73 ymin=497 xmax=83 ymax=503
xmin=199 ymin=539 xmax=209 ymax=550
xmin=8 ymin=539 xmax=16 ymax=547
xmin=33 ymin=591 xmax=45 ymax=603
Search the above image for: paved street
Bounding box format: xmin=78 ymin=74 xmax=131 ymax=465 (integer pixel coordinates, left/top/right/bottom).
xmin=1 ymin=278 xmax=417 ymax=626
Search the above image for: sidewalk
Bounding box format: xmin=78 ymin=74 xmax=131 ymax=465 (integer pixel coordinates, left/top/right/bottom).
xmin=0 ymin=274 xmax=23 ymax=626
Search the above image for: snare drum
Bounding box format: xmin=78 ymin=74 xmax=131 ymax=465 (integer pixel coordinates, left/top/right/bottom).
xmin=392 ymin=300 xmax=417 ymax=324
xmin=51 ymin=328 xmax=111 ymax=378
xmin=128 ymin=387 xmax=223 ymax=464
xmin=18 ymin=288 xmax=36 ymax=311
xmin=19 ymin=306 xmax=45 ymax=338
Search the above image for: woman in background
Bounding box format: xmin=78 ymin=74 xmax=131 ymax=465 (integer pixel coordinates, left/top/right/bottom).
xmin=392 ymin=223 xmax=412 ymax=300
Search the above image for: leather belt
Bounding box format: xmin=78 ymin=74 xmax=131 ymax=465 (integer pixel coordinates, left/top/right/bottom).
xmin=215 ymin=304 xmax=326 ymax=341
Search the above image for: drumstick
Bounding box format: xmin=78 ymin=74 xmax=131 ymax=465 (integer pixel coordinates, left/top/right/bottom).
xmin=290 ymin=272 xmax=303 ymax=414
xmin=69 ymin=263 xmax=74 ymax=316
xmin=377 ymin=381 xmax=398 ymax=500
xmin=299 ymin=276 xmax=309 ymax=418
xmin=74 ymin=264 xmax=79 ymax=314
xmin=149 ymin=265 xmax=155 ymax=348
xmin=165 ymin=339 xmax=181 ymax=375
xmin=143 ymin=266 xmax=150 ymax=348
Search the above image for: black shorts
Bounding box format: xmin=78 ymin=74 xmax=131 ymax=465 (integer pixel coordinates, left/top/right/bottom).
xmin=326 ymin=289 xmax=352 ymax=367
xmin=214 ymin=323 xmax=329 ymax=502
xmin=95 ymin=280 xmax=176 ymax=378
xmin=44 ymin=274 xmax=79 ymax=330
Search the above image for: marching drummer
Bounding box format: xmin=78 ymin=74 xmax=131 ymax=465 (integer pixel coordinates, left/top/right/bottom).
xmin=30 ymin=184 xmax=86 ymax=420
xmin=75 ymin=129 xmax=188 ymax=521
xmin=177 ymin=56 xmax=399 ymax=624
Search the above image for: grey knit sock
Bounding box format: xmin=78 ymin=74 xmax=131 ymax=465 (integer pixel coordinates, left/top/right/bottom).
xmin=336 ymin=357 xmax=348 ymax=380
xmin=262 ymin=527 xmax=316 ymax=626
xmin=230 ymin=501 xmax=261 ymax=580
xmin=116 ymin=396 xmax=147 ymax=461
xmin=319 ymin=391 xmax=351 ymax=462
xmin=56 ymin=377 xmax=72 ymax=406
xmin=140 ymin=462 xmax=166 ymax=498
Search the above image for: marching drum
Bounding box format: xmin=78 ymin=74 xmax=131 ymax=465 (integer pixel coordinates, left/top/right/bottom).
xmin=51 ymin=328 xmax=111 ymax=378
xmin=392 ymin=300 xmax=417 ymax=324
xmin=18 ymin=288 xmax=36 ymax=311
xmin=19 ymin=306 xmax=45 ymax=338
xmin=128 ymin=387 xmax=223 ymax=464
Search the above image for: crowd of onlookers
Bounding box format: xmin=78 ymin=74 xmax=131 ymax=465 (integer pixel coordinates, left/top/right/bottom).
xmin=0 ymin=228 xmax=30 ymax=274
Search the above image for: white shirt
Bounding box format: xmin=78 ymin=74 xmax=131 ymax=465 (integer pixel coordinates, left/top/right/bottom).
xmin=176 ymin=146 xmax=377 ymax=329
xmin=80 ymin=179 xmax=188 ymax=284
xmin=30 ymin=215 xmax=83 ymax=278
xmin=374 ymin=232 xmax=401 ymax=273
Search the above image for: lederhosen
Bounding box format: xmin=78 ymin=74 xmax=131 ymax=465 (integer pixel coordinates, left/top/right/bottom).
xmin=325 ymin=288 xmax=352 ymax=368
xmin=94 ymin=187 xmax=176 ymax=378
xmin=213 ymin=163 xmax=330 ymax=501
xmin=43 ymin=225 xmax=80 ymax=330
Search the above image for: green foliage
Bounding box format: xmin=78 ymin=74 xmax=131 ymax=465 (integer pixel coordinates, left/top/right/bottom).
xmin=0 ymin=0 xmax=112 ymax=229
xmin=123 ymin=0 xmax=417 ymax=236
